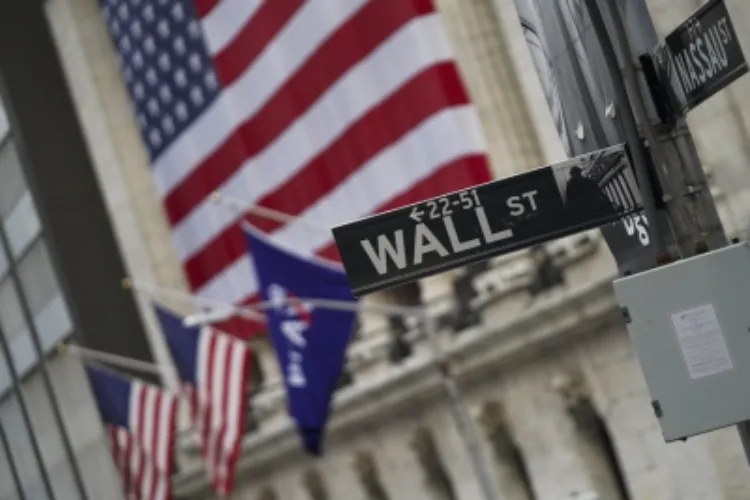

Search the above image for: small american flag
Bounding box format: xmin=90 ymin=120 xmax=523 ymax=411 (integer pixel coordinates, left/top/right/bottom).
xmin=86 ymin=366 xmax=178 ymax=500
xmin=155 ymin=305 xmax=252 ymax=496
xmin=98 ymin=0 xmax=492 ymax=339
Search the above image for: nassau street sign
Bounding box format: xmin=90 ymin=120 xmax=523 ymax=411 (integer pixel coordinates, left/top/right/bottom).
xmin=333 ymin=144 xmax=644 ymax=296
xmin=664 ymin=0 xmax=747 ymax=111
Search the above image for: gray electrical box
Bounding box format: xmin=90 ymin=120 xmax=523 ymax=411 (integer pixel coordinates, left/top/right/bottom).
xmin=613 ymin=242 xmax=750 ymax=441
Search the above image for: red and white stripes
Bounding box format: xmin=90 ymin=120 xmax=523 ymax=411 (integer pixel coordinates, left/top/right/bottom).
xmin=189 ymin=327 xmax=252 ymax=495
xmin=107 ymin=382 xmax=178 ymax=500
xmin=153 ymin=0 xmax=491 ymax=336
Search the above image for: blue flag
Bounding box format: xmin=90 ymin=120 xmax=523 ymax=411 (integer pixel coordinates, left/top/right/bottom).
xmin=244 ymin=227 xmax=357 ymax=455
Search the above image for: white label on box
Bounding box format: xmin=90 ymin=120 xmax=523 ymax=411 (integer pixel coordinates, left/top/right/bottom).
xmin=671 ymin=303 xmax=733 ymax=380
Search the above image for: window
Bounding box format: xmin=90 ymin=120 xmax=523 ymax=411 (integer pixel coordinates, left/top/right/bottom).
xmin=5 ymin=192 xmax=41 ymax=258
xmin=303 ymin=468 xmax=329 ymax=500
xmin=410 ymin=426 xmax=457 ymax=500
xmin=0 ymin=394 xmax=51 ymax=499
xmin=353 ymin=450 xmax=390 ymax=500
xmin=0 ymin=418 xmax=19 ymax=499
xmin=250 ymin=349 xmax=265 ymax=395
xmin=387 ymin=315 xmax=412 ymax=364
xmin=567 ymin=397 xmax=631 ymax=500
xmin=0 ymin=277 xmax=24 ymax=340
xmin=479 ymin=401 xmax=535 ymax=499
xmin=336 ymin=367 xmax=354 ymax=390
xmin=0 ymin=141 xmax=26 ymax=219
xmin=16 ymin=239 xmax=61 ymax=316
xmin=257 ymin=486 xmax=278 ymax=500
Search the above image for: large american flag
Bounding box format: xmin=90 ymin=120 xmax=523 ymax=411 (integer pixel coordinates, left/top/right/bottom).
xmin=86 ymin=365 xmax=179 ymax=500
xmin=99 ymin=0 xmax=492 ymax=338
xmin=155 ymin=305 xmax=252 ymax=496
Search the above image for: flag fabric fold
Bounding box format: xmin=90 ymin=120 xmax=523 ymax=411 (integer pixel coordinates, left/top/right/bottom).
xmin=86 ymin=365 xmax=178 ymax=500
xmin=154 ymin=305 xmax=252 ymax=496
xmin=99 ymin=0 xmax=492 ymax=340
xmin=244 ymin=226 xmax=358 ymax=455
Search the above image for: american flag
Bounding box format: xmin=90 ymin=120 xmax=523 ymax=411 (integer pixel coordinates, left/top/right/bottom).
xmin=155 ymin=305 xmax=252 ymax=496
xmin=86 ymin=365 xmax=178 ymax=500
xmin=99 ymin=0 xmax=492 ymax=338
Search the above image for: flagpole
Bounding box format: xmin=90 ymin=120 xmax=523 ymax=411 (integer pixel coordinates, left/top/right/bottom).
xmin=61 ymin=343 xmax=285 ymax=394
xmin=125 ymin=277 xmax=421 ymax=321
xmin=59 ymin=343 xmax=166 ymax=377
xmin=210 ymin=192 xmax=331 ymax=235
xmin=247 ymin=295 xmax=420 ymax=317
xmin=121 ymin=278 xmax=266 ymax=323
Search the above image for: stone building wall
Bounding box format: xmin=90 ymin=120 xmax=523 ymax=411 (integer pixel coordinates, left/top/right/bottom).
xmin=173 ymin=243 xmax=750 ymax=499
xmin=39 ymin=0 xmax=750 ymax=499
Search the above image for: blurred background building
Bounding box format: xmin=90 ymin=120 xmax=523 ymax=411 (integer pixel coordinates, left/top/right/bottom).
xmin=1 ymin=0 xmax=750 ymax=499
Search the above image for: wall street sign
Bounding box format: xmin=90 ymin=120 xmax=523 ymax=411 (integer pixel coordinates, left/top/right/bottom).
xmin=333 ymin=144 xmax=644 ymax=296
xmin=664 ymin=0 xmax=747 ymax=111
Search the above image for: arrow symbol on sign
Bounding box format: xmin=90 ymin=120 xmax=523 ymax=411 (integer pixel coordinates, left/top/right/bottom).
xmin=409 ymin=206 xmax=424 ymax=223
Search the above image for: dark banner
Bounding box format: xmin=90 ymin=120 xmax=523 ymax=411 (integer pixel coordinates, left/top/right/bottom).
xmin=511 ymin=0 xmax=676 ymax=276
xmin=664 ymin=0 xmax=747 ymax=111
xmin=334 ymin=145 xmax=642 ymax=296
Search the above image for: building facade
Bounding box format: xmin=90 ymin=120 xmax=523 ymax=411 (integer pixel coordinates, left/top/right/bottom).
xmin=0 ymin=88 xmax=124 ymax=499
xmin=2 ymin=0 xmax=750 ymax=499
xmin=0 ymin=0 xmax=168 ymax=498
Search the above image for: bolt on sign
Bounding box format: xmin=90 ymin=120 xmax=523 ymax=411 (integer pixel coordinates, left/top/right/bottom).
xmin=333 ymin=144 xmax=644 ymax=296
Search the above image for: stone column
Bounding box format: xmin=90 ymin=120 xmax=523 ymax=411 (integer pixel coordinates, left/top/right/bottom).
xmin=434 ymin=0 xmax=546 ymax=177
xmin=503 ymin=359 xmax=604 ymax=500
xmin=552 ymin=372 xmax=629 ymax=500
xmin=577 ymin=328 xmax=728 ymax=499
xmin=44 ymin=0 xmax=187 ymax=404
xmin=479 ymin=401 xmax=535 ymax=500
xmin=45 ymin=0 xmax=190 ymax=297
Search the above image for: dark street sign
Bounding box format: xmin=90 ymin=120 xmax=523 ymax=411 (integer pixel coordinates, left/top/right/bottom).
xmin=664 ymin=0 xmax=747 ymax=111
xmin=333 ymin=144 xmax=644 ymax=296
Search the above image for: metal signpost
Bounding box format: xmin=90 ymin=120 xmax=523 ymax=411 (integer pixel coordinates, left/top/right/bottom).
xmin=631 ymin=0 xmax=750 ymax=462
xmin=333 ymin=144 xmax=643 ymax=297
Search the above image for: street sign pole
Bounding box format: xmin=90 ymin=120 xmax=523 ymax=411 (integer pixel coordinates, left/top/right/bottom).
xmin=581 ymin=0 xmax=666 ymax=258
xmin=588 ymin=0 xmax=729 ymax=257
xmin=589 ymin=0 xmax=750 ymax=464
